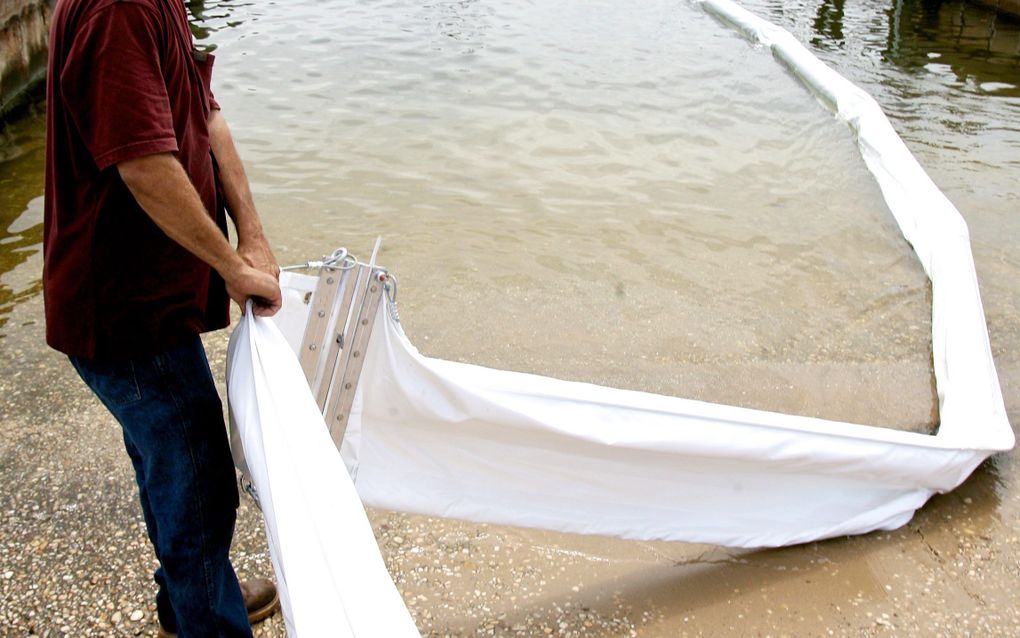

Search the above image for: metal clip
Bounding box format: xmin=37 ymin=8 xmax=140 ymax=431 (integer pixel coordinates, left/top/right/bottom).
xmin=239 ymin=474 xmax=261 ymax=510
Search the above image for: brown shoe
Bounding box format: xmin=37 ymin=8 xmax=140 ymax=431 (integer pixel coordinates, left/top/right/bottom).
xmin=239 ymin=577 xmax=281 ymax=624
xmin=156 ymin=578 xmax=281 ymax=637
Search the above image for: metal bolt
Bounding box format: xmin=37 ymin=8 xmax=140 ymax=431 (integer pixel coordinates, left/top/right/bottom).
xmin=326 ymin=277 xmax=335 ymax=285
xmin=353 ymin=351 xmax=360 ymax=358
xmin=361 ymin=318 xmax=368 ymax=326
xmin=370 ymin=286 xmax=377 ymax=293
xmin=336 ymin=414 xmax=344 ymax=421
xmin=309 ymin=344 xmax=317 ymax=351
xmin=318 ymin=310 xmax=325 ymax=318
xmin=344 ymin=382 xmax=352 ymax=390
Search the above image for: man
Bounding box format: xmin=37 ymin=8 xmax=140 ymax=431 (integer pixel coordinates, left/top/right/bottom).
xmin=44 ymin=0 xmax=283 ymax=635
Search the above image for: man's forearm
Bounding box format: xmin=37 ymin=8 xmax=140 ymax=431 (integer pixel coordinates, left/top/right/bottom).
xmin=118 ymin=153 xmax=245 ymax=279
xmin=118 ymin=152 xmax=282 ymax=315
xmin=207 ymin=110 xmax=279 ymax=280
xmin=207 ymin=110 xmax=263 ymax=242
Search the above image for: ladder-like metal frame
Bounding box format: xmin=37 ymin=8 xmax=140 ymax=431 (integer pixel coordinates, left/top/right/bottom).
xmin=294 ymin=259 xmax=387 ymax=450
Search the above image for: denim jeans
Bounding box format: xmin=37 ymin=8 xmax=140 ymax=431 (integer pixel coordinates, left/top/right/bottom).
xmin=70 ymin=334 xmax=252 ymax=637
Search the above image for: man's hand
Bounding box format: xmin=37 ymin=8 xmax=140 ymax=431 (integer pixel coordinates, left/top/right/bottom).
xmin=238 ymin=232 xmax=280 ymax=280
xmin=223 ymin=261 xmax=282 ymax=317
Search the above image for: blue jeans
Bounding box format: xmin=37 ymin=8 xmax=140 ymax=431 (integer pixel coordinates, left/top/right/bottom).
xmin=71 ymin=334 xmax=252 ymax=637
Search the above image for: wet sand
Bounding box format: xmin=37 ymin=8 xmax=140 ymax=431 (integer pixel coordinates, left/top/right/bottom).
xmin=1 ymin=257 xmax=1017 ymax=637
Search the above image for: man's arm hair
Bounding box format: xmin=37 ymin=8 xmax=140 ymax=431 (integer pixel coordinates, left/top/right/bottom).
xmin=117 ymin=153 xmax=281 ymax=315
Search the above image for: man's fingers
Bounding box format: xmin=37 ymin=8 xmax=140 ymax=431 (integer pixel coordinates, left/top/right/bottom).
xmin=251 ymin=298 xmax=281 ymax=317
xmin=225 ymin=264 xmax=282 ymax=318
xmin=249 ymin=269 xmax=282 ymax=317
xmin=249 ymin=280 xmax=282 ymax=317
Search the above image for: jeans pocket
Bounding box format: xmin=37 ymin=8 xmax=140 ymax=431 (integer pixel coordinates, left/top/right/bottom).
xmin=70 ymin=357 xmax=143 ymax=406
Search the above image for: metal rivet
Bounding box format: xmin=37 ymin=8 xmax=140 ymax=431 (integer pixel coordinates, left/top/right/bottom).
xmin=326 ymin=277 xmax=335 ymax=285
xmin=309 ymin=344 xmax=317 ymax=351
xmin=318 ymin=310 xmax=325 ymax=318
xmin=336 ymin=414 xmax=344 ymax=421
xmin=344 ymin=383 xmax=352 ymax=390
xmin=361 ymin=318 xmax=368 ymax=325
xmin=370 ymin=286 xmax=377 ymax=293
xmin=353 ymin=351 xmax=360 ymax=358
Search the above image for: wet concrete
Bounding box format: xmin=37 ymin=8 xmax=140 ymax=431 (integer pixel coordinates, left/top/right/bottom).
xmin=970 ymin=0 xmax=1020 ymax=18
xmin=0 ymin=0 xmax=50 ymax=118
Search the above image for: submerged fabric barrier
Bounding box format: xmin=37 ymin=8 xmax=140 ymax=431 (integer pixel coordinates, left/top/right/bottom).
xmin=291 ymin=269 xmax=1002 ymax=548
xmin=225 ymin=0 xmax=1014 ymax=632
xmin=226 ymin=307 xmax=420 ymax=637
xmin=695 ymin=0 xmax=1011 ymax=453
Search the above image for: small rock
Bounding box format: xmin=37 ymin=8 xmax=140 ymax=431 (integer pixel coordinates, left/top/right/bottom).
xmin=130 ymin=610 xmax=144 ymax=622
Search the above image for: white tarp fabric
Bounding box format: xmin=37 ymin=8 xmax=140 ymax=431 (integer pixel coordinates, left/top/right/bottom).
xmin=225 ymin=0 xmax=1015 ymax=632
xmin=276 ymin=273 xmax=1001 ymax=548
xmin=226 ymin=306 xmax=420 ymax=637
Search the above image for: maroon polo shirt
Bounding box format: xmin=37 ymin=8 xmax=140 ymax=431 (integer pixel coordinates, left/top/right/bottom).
xmin=44 ymin=0 xmax=230 ymax=359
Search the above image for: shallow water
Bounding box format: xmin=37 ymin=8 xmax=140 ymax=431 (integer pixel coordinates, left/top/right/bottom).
xmin=742 ymin=0 xmax=1020 ymax=366
xmin=207 ymin=0 xmax=934 ymax=429
xmin=3 ymin=0 xmax=1019 ymax=431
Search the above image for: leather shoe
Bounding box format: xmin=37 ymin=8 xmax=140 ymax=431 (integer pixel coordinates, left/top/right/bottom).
xmin=156 ymin=578 xmax=280 ymax=637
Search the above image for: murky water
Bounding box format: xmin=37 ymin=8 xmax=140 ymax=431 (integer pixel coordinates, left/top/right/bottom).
xmin=0 ymin=101 xmax=44 ymax=335
xmin=2 ymin=0 xmax=1018 ymax=431
xmin=741 ymin=0 xmax=1020 ymax=375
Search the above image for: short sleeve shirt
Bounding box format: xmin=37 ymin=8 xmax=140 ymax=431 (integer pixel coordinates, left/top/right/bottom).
xmin=44 ymin=0 xmax=229 ymax=359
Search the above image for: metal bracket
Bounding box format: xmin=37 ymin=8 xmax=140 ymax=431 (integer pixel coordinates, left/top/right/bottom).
xmin=297 ymin=267 xmax=342 ymax=386
xmin=288 ymin=242 xmax=389 ymax=451
xmin=323 ymin=266 xmax=386 ymax=449
xmin=313 ymin=268 xmax=361 ymax=411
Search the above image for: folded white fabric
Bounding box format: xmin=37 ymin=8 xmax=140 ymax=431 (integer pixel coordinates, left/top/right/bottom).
xmin=227 ymin=306 xmax=420 ymax=637
xmin=346 ymin=292 xmax=1000 ymax=548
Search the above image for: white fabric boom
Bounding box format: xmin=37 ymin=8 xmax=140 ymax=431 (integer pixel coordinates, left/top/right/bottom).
xmin=226 ymin=0 xmax=1013 ymax=632
xmin=270 ymin=268 xmax=1005 ymax=548
xmin=227 ymin=306 xmax=420 ymax=637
